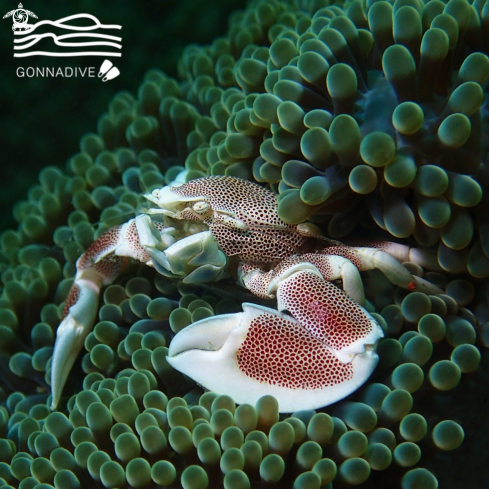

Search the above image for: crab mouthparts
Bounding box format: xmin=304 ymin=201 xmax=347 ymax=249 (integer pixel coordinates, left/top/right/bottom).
xmin=144 ymin=186 xmax=205 ymax=218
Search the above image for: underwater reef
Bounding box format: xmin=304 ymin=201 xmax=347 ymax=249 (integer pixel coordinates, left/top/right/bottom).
xmin=0 ymin=0 xmax=489 ymax=487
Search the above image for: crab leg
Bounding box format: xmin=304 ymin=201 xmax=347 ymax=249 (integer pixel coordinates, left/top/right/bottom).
xmin=323 ymin=245 xmax=443 ymax=295
xmin=345 ymin=241 xmax=443 ymax=272
xmin=340 ymin=240 xmax=443 ymax=272
xmin=51 ymin=217 xmax=162 ymax=409
xmin=240 ymin=254 xmax=366 ymax=305
xmin=51 ymin=215 xmax=228 ymax=409
xmin=50 ymin=260 xmax=122 ymax=410
xmin=240 ymin=244 xmax=443 ymax=308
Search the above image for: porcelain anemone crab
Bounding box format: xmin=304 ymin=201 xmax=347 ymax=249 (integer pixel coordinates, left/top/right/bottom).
xmin=51 ymin=176 xmax=442 ymax=412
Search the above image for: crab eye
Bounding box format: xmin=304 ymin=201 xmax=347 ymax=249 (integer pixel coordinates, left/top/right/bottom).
xmin=192 ymin=201 xmax=210 ymax=214
xmin=152 ymin=189 xmax=160 ymax=199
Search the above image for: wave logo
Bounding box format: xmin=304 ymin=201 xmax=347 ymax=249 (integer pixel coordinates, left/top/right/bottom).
xmin=3 ymin=3 xmax=122 ymax=57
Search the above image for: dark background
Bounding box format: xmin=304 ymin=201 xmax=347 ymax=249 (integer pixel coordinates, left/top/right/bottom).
xmin=0 ymin=0 xmax=246 ymax=231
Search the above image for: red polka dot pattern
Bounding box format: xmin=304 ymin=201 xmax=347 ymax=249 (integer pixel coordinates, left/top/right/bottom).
xmin=77 ymin=225 xmax=123 ymax=272
xmin=123 ymin=219 xmax=155 ymax=264
xmin=278 ymin=271 xmax=374 ymax=351
xmin=320 ymin=246 xmax=363 ymax=270
xmin=75 ymin=219 xmax=162 ymax=285
xmin=242 ymin=253 xmax=356 ymax=298
xmin=92 ymin=256 xmax=125 ymax=285
xmin=240 ymin=262 xmax=272 ymax=299
xmin=237 ymin=312 xmax=354 ymax=389
xmin=170 ymin=176 xmax=308 ymax=263
xmin=342 ymin=240 xmax=391 ymax=252
xmin=269 ymin=254 xmax=336 ymax=281
xmin=61 ymin=283 xmax=80 ymax=320
xmin=210 ymin=222 xmax=305 ymax=263
xmin=172 ymin=176 xmax=282 ymax=227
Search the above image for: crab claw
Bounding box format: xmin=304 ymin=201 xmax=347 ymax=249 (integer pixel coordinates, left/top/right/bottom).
xmin=240 ymin=263 xmax=383 ymax=363
xmin=167 ymin=300 xmax=382 ymax=413
xmin=275 ymin=271 xmax=384 ymax=364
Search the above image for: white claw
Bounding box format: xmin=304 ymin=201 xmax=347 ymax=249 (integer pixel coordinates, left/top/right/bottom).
xmin=167 ymin=303 xmax=381 ymax=413
xmin=50 ymin=279 xmax=100 ymax=410
xmin=168 ymin=312 xmax=243 ymax=356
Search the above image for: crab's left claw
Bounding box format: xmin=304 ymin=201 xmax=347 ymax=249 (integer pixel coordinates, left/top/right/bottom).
xmin=167 ymin=281 xmax=383 ymax=413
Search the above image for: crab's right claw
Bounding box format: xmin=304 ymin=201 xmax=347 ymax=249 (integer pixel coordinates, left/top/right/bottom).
xmin=50 ymin=279 xmax=100 ymax=410
xmin=167 ymin=303 xmax=381 ymax=413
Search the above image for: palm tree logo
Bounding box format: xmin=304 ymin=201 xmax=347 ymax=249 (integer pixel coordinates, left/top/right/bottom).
xmin=3 ymin=3 xmax=38 ymax=31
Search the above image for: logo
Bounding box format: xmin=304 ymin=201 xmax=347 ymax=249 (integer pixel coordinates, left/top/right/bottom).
xmin=3 ymin=3 xmax=37 ymax=31
xmin=15 ymin=59 xmax=120 ymax=82
xmin=3 ymin=4 xmax=122 ymax=57
xmin=99 ymin=59 xmax=119 ymax=81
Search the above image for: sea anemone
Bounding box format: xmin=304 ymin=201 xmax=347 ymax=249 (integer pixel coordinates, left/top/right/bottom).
xmin=0 ymin=0 xmax=488 ymax=487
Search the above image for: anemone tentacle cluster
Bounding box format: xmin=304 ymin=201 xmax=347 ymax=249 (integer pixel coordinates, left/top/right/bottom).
xmin=0 ymin=0 xmax=488 ymax=487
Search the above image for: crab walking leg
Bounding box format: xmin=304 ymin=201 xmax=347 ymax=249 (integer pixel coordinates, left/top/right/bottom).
xmin=51 ymin=217 xmax=161 ymax=409
xmin=346 ymin=241 xmax=444 ymax=272
xmin=240 ymin=254 xmax=367 ymax=305
xmin=324 ymin=246 xmax=443 ymax=295
xmin=344 ymin=241 xmax=443 ymax=272
xmin=241 ymin=245 xmax=442 ymax=307
xmin=50 ymin=257 xmax=124 ymax=409
xmin=167 ymin=303 xmax=380 ymax=412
